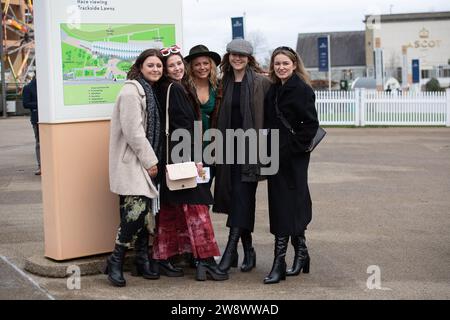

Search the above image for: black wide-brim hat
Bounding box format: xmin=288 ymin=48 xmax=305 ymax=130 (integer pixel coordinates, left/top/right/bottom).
xmin=184 ymin=45 xmax=222 ymax=66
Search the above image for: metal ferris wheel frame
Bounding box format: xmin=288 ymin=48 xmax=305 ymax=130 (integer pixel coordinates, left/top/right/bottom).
xmin=1 ymin=0 xmax=35 ymax=88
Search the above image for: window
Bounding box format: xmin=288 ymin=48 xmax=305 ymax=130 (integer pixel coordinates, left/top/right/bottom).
xmin=443 ymin=68 xmax=450 ymax=78
xmin=421 ymin=70 xmax=432 ymax=79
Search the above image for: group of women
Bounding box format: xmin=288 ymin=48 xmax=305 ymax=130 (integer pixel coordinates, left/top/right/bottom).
xmin=106 ymin=39 xmax=319 ymax=287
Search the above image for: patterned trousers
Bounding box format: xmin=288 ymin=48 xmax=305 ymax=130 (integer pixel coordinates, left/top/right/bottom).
xmin=115 ymin=195 xmax=153 ymax=248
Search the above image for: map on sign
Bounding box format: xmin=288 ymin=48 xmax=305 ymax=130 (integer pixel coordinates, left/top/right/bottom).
xmin=60 ymin=24 xmax=176 ymax=106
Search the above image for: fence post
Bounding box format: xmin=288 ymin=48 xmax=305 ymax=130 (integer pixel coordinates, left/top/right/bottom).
xmin=355 ymin=89 xmax=360 ymax=127
xmin=446 ymin=89 xmax=450 ymax=127
xmin=360 ymin=89 xmax=366 ymax=127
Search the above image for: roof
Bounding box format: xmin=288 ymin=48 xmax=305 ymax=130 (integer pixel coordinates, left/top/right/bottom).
xmin=351 ymin=77 xmax=376 ymax=89
xmin=296 ymin=31 xmax=366 ymax=68
xmin=363 ymin=11 xmax=450 ymax=23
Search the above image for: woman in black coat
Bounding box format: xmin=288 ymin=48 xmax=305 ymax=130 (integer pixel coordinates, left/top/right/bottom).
xmin=153 ymin=49 xmax=228 ymax=281
xmin=263 ymin=47 xmax=319 ymax=284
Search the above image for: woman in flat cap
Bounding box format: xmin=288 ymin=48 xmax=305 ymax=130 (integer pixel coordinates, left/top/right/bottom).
xmin=213 ymin=39 xmax=271 ymax=275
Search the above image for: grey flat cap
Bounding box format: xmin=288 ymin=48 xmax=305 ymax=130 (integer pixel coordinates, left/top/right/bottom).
xmin=226 ymin=39 xmax=253 ymax=56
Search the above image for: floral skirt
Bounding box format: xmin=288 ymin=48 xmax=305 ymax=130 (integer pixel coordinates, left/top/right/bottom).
xmin=152 ymin=204 xmax=221 ymax=260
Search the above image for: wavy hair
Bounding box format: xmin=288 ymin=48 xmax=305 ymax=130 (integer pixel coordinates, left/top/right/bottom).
xmin=269 ymin=47 xmax=311 ymax=86
xmin=161 ymin=52 xmax=201 ymax=120
xmin=219 ymin=53 xmax=265 ymax=76
xmin=186 ymin=57 xmax=219 ymax=91
xmin=127 ymin=49 xmax=163 ymax=80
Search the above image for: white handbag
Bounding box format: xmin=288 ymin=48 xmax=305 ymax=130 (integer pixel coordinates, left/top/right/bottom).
xmin=164 ymin=83 xmax=198 ymax=191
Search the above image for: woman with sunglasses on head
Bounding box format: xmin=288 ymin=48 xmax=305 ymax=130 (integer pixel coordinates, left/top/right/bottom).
xmin=106 ymin=49 xmax=163 ymax=287
xmin=213 ymin=39 xmax=271 ymax=274
xmin=263 ymin=47 xmax=319 ymax=284
xmin=152 ymin=45 xmax=228 ymax=282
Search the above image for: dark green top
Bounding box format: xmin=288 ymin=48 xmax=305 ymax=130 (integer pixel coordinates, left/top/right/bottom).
xmin=201 ymin=86 xmax=216 ymax=149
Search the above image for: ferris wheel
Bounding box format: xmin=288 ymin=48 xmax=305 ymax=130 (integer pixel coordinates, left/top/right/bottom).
xmin=1 ymin=0 xmax=35 ymax=87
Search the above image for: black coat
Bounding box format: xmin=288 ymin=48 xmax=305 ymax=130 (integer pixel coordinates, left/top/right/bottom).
xmin=22 ymin=78 xmax=39 ymax=124
xmin=264 ymin=73 xmax=319 ymax=236
xmin=155 ymin=81 xmax=213 ymax=206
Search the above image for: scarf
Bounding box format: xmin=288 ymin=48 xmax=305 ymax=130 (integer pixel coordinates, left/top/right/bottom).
xmin=217 ymin=68 xmax=259 ymax=181
xmin=136 ymin=76 xmax=162 ymax=214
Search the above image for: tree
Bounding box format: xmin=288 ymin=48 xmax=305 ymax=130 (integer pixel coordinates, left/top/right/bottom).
xmin=425 ymin=78 xmax=443 ymax=92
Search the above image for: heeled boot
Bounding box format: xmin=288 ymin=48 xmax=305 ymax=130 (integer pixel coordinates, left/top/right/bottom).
xmin=240 ymin=230 xmax=256 ymax=272
xmin=263 ymin=236 xmax=289 ymax=285
xmin=286 ymin=234 xmax=310 ymax=276
xmin=196 ymin=258 xmax=229 ymax=281
xmin=218 ymin=227 xmax=241 ymax=272
xmin=131 ymin=231 xmax=160 ymax=280
xmin=104 ymin=244 xmax=128 ymax=287
xmin=158 ymin=260 xmax=184 ymax=277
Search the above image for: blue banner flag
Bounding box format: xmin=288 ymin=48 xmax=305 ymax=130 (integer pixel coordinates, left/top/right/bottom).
xmin=412 ymin=59 xmax=420 ymax=84
xmin=231 ymin=17 xmax=244 ymax=39
xmin=318 ymin=36 xmax=329 ymax=72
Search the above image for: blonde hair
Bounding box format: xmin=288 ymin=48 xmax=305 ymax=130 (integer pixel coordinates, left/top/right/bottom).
xmin=187 ymin=57 xmax=219 ymax=91
xmin=269 ymin=47 xmax=311 ymax=86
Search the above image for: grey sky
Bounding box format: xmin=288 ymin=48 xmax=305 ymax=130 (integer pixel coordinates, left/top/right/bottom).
xmin=182 ymin=0 xmax=450 ymax=60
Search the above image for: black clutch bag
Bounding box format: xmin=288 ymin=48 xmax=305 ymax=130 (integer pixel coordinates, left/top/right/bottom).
xmin=306 ymin=127 xmax=327 ymax=152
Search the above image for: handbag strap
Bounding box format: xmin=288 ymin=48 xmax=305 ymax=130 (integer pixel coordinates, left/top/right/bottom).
xmin=166 ymin=83 xmax=173 ymax=163
xmin=274 ymin=95 xmax=296 ymax=135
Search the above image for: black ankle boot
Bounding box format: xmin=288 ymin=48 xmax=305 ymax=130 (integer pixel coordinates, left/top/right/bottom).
xmin=158 ymin=260 xmax=184 ymax=277
xmin=196 ymin=258 xmax=229 ymax=281
xmin=286 ymin=234 xmax=310 ymax=276
xmin=104 ymin=244 xmax=127 ymax=287
xmin=240 ymin=230 xmax=256 ymax=272
xmin=131 ymin=232 xmax=160 ymax=280
xmin=263 ymin=236 xmax=289 ymax=285
xmin=218 ymin=227 xmax=241 ymax=272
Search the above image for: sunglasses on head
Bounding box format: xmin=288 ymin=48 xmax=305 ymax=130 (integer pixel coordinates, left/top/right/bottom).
xmin=160 ymin=45 xmax=181 ymax=57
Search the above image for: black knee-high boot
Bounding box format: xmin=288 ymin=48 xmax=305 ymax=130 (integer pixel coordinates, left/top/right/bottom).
xmin=131 ymin=230 xmax=160 ymax=280
xmin=104 ymin=244 xmax=128 ymax=287
xmin=218 ymin=227 xmax=241 ymax=272
xmin=240 ymin=230 xmax=256 ymax=272
xmin=286 ymin=233 xmax=310 ymax=276
xmin=263 ymin=236 xmax=289 ymax=284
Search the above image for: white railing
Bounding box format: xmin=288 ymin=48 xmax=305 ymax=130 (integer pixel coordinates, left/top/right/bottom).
xmin=315 ymin=89 xmax=450 ymax=127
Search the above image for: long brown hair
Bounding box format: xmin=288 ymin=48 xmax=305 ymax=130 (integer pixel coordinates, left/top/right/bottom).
xmin=269 ymin=47 xmax=311 ymax=86
xmin=161 ymin=52 xmax=201 ymax=120
xmin=219 ymin=53 xmax=265 ymax=75
xmin=127 ymin=49 xmax=163 ymax=80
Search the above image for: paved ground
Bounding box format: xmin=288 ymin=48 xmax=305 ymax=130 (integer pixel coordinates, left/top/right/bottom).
xmin=0 ymin=117 xmax=449 ymax=300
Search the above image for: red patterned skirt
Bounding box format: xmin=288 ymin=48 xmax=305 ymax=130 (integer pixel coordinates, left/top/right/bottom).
xmin=152 ymin=204 xmax=221 ymax=260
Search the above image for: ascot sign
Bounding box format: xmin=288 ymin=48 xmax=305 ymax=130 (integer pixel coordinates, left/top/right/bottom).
xmin=412 ymin=28 xmax=442 ymax=49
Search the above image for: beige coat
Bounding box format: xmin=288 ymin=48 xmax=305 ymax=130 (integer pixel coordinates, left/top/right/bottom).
xmin=109 ymin=80 xmax=159 ymax=199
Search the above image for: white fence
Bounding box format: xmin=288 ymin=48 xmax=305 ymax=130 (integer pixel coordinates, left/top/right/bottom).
xmin=315 ymin=89 xmax=450 ymax=127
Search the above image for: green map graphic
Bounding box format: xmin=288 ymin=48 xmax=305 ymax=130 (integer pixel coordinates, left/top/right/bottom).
xmin=61 ymin=24 xmax=176 ymax=106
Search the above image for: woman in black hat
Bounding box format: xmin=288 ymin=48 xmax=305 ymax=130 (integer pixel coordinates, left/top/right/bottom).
xmin=185 ymin=45 xmax=222 ymax=152
xmin=213 ymin=39 xmax=271 ymax=275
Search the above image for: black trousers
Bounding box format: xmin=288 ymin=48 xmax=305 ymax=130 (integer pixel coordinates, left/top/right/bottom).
xmin=226 ymin=165 xmax=258 ymax=232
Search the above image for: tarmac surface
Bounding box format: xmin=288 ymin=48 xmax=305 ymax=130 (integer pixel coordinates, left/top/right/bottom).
xmin=1 ymin=117 xmax=449 ymax=300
